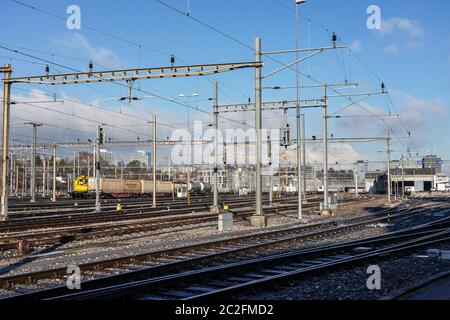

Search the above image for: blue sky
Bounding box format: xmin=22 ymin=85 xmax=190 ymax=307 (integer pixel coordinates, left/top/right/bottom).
xmin=1 ymin=0 xmax=449 ymax=168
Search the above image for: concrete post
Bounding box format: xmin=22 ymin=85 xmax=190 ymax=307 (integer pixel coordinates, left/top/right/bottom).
xmin=42 ymin=156 xmax=46 ymax=197
xmin=321 ymin=84 xmax=331 ymax=215
xmin=95 ymin=126 xmax=101 ymax=213
xmin=302 ymin=113 xmax=307 ymax=203
xmin=1 ymin=64 xmax=12 ymax=221
xmin=30 ymin=123 xmax=40 ymax=203
xmin=251 ymin=37 xmax=267 ymax=228
xmin=211 ymin=81 xmax=221 ymax=214
xmin=401 ymin=154 xmax=405 ymax=198
xmin=387 ymin=132 xmax=392 ymax=203
xmin=152 ymin=115 xmax=157 ymax=208
xmin=52 ymin=143 xmax=56 ymax=202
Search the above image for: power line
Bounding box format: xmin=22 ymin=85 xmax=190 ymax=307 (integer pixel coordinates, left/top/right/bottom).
xmin=154 ymin=0 xmax=409 ymax=152
xmin=0 ymin=45 xmax=253 ymax=130
xmin=8 ymin=0 xmax=250 ymax=103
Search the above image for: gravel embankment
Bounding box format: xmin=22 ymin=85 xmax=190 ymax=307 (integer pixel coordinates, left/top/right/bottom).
xmin=237 ymin=244 xmax=450 ymax=300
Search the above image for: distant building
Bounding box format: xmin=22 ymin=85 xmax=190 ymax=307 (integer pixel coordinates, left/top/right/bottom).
xmin=422 ymin=155 xmax=442 ymax=174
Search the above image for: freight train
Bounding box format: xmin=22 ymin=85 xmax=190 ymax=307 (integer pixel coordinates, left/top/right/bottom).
xmin=72 ymin=176 xmax=212 ymax=199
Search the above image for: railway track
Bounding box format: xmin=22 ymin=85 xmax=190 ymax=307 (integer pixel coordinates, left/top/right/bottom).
xmin=0 ymin=196 xmax=370 ymax=250
xmin=0 ymin=202 xmax=303 ymax=250
xmin=6 ymin=194 xmax=264 ymax=218
xmin=0 ymin=198 xmax=446 ymax=299
xmin=47 ymin=216 xmax=450 ymax=300
xmin=0 ymin=195 xmax=297 ymax=232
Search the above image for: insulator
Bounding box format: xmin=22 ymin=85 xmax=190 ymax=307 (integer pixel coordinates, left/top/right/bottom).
xmin=381 ymin=82 xmax=385 ymax=92
xmin=45 ymin=65 xmax=50 ymax=75
xmin=170 ymin=55 xmax=175 ymax=66
xmin=332 ymin=32 xmax=337 ymax=45
xmin=89 ymin=61 xmax=93 ymax=72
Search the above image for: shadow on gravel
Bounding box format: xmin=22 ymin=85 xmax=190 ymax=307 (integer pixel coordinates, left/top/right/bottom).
xmin=0 ymin=236 xmax=75 ymax=276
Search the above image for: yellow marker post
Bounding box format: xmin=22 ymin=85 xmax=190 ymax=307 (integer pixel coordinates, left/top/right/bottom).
xmin=116 ymin=203 xmax=123 ymax=213
xmin=223 ymin=204 xmax=229 ymax=212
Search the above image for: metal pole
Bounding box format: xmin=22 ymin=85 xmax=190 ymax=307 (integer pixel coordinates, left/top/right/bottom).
xmin=30 ymin=124 xmax=39 ymax=203
xmin=72 ymin=151 xmax=76 ymax=182
xmin=213 ymin=81 xmax=219 ymax=210
xmin=1 ymin=64 xmax=12 ymax=220
xmin=95 ymin=126 xmax=101 ymax=213
xmin=401 ymin=154 xmax=405 ymax=198
xmin=254 ymin=37 xmax=264 ymax=221
xmin=268 ymin=134 xmax=273 ymax=206
xmin=42 ymin=156 xmax=46 ymax=197
xmin=21 ymin=153 xmax=25 ymax=197
xmin=323 ymin=84 xmax=330 ymax=212
xmin=93 ymin=146 xmax=96 ymax=178
xmin=387 ymin=131 xmax=392 ymax=203
xmin=301 ymin=113 xmax=307 ymax=202
xmin=9 ymin=151 xmax=14 ymax=196
xmin=295 ymin=4 xmax=303 ymax=221
xmin=355 ymin=163 xmax=359 ymax=196
xmin=152 ymin=115 xmax=157 ymax=208
xmin=52 ymin=143 xmax=56 ymax=202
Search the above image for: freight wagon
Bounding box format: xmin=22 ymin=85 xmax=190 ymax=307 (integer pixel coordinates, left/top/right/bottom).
xmin=72 ymin=176 xmax=211 ymax=199
xmin=72 ymin=176 xmax=175 ymax=199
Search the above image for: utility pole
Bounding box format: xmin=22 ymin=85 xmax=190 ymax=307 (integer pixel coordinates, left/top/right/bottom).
xmin=26 ymin=122 xmax=42 ymax=203
xmin=354 ymin=163 xmax=359 ymax=197
xmin=267 ymin=134 xmax=273 ymax=206
xmin=295 ymin=1 xmax=303 ymax=221
xmin=251 ymin=37 xmax=267 ymax=228
xmin=1 ymin=64 xmax=12 ymax=221
xmin=211 ymin=81 xmax=220 ymax=213
xmin=15 ymin=163 xmax=19 ymax=197
xmin=52 ymin=143 xmax=56 ymax=202
xmin=401 ymin=154 xmax=405 ymax=198
xmin=95 ymin=126 xmax=102 ymax=213
xmin=42 ymin=156 xmax=46 ymax=197
xmin=387 ymin=131 xmax=392 ymax=204
xmin=321 ymin=84 xmax=331 ymax=215
xmin=9 ymin=151 xmax=14 ymax=196
xmin=301 ymin=113 xmax=307 ymax=203
xmin=72 ymin=151 xmax=76 ymax=183
xmin=152 ymin=115 xmax=157 ymax=208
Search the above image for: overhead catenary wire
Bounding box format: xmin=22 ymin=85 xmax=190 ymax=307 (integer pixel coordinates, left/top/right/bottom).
xmin=0 ymin=45 xmax=254 ymax=131
xmin=270 ymin=0 xmax=413 ymax=147
xmin=153 ymin=0 xmax=410 ymax=151
xmin=7 ymin=0 xmax=250 ymax=103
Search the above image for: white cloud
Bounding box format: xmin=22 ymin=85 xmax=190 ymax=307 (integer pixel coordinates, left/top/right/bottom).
xmin=378 ymin=17 xmax=425 ymax=54
xmin=394 ymin=91 xmax=448 ymax=118
xmin=349 ymin=40 xmax=362 ymax=53
xmin=383 ymin=44 xmax=400 ymax=54
xmin=52 ymin=33 xmax=121 ymax=69
xmin=381 ymin=17 xmax=424 ymax=39
xmin=279 ymin=143 xmax=364 ymax=169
